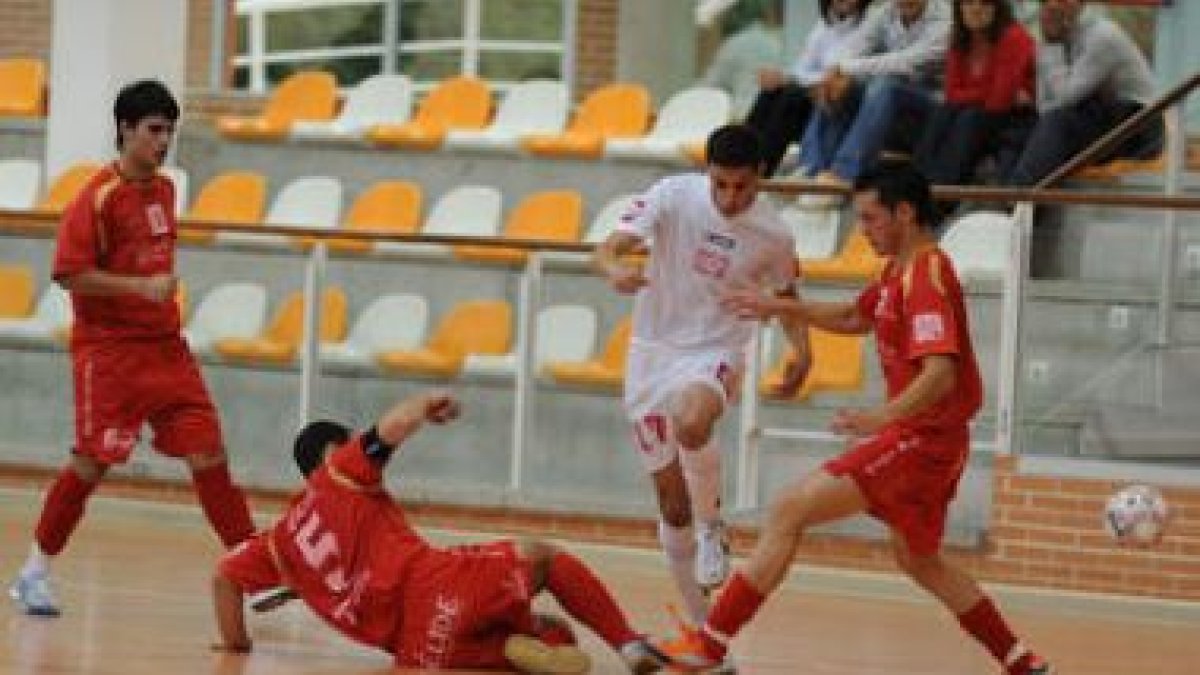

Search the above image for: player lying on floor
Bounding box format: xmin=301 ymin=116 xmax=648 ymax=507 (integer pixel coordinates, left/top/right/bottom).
xmin=211 ymin=389 xmax=670 ymax=673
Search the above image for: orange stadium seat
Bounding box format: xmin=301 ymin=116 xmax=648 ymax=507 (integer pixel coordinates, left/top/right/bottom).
xmin=376 ymin=300 xmax=511 ymax=378
xmin=36 ymin=162 xmax=101 ymax=215
xmin=542 ymin=316 xmax=631 ymax=389
xmin=216 ymin=71 xmax=338 ymax=141
xmin=180 ymin=171 xmax=268 ymax=244
xmin=0 ymin=58 xmax=46 ymax=117
xmin=761 ymin=328 xmax=865 ymax=401
xmin=520 ymin=83 xmax=651 ymax=159
xmin=213 ymin=288 xmax=347 ymax=365
xmin=328 ymin=180 xmax=423 ymax=253
xmin=364 ymin=76 xmax=491 ymax=151
xmin=453 ymin=190 xmax=583 ymax=264
xmin=801 ymin=226 xmax=885 ymax=282
xmin=0 ymin=264 xmax=35 ymax=318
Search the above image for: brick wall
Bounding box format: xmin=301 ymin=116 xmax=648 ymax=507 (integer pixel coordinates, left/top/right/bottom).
xmin=0 ymin=0 xmax=52 ymax=62
xmin=573 ymin=0 xmax=619 ymax=101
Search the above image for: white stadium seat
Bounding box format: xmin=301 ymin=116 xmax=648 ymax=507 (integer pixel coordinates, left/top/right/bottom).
xmin=605 ymin=86 xmax=730 ymax=163
xmin=0 ymin=158 xmax=41 ymax=210
xmin=217 ymin=176 xmax=343 ymax=248
xmin=183 ymin=282 xmax=269 ymax=354
xmin=321 ymin=293 xmax=429 ymax=369
xmin=464 ymin=303 xmax=599 ymax=378
xmin=162 ymin=165 xmax=189 ymax=216
xmin=377 ymin=185 xmax=502 ymax=256
xmin=940 ymin=211 xmax=1014 ymax=281
xmin=445 ymin=80 xmax=569 ymax=153
xmin=0 ymin=284 xmax=71 ymax=346
xmin=781 ymin=205 xmax=841 ymax=262
xmin=291 ymin=74 xmax=414 ymax=141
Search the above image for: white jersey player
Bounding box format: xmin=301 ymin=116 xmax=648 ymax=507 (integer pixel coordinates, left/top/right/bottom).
xmin=595 ymin=125 xmax=810 ymax=631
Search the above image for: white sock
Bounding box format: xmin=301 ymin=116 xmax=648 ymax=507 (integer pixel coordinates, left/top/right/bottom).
xmin=658 ymin=520 xmax=708 ymax=625
xmin=681 ymin=441 xmax=723 ymax=527
xmin=20 ymin=543 xmax=51 ymax=578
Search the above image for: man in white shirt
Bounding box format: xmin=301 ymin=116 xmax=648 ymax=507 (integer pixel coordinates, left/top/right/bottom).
xmin=594 ymin=125 xmax=810 ymax=644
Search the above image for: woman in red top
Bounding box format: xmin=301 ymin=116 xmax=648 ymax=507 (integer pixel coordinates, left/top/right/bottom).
xmin=914 ymin=0 xmax=1036 ymax=188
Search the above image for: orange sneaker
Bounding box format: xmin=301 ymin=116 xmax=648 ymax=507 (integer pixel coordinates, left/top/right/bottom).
xmin=652 ymin=606 xmax=735 ymax=673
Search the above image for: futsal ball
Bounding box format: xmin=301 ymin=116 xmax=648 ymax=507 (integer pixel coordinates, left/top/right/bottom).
xmin=1103 ymin=484 xmax=1169 ymax=546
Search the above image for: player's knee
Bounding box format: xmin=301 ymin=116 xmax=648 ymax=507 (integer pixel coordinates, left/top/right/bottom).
xmin=765 ymin=486 xmax=816 ymax=536
xmin=673 ymin=414 xmax=713 ymax=451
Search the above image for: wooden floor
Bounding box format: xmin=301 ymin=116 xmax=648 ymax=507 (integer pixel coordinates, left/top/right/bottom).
xmin=2 ymin=488 xmax=1198 ymax=674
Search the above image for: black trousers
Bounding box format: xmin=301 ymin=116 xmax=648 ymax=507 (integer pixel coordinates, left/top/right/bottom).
xmin=745 ymin=83 xmax=813 ymax=176
xmin=914 ymin=103 xmax=1038 ymax=186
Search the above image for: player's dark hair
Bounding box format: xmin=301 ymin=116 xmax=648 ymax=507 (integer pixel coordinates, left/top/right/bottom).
xmin=853 ymin=160 xmax=939 ymax=228
xmin=705 ymin=124 xmax=764 ymax=171
xmin=293 ymin=420 xmax=351 ymax=478
xmin=113 ymin=79 xmax=179 ymax=150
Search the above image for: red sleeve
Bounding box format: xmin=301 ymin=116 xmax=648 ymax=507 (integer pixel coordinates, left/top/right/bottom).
xmin=944 ymin=48 xmax=973 ymax=105
xmin=983 ymin=24 xmax=1036 ymax=112
xmin=52 ymin=188 xmax=103 ymax=280
xmin=903 ymin=255 xmax=962 ymax=361
xmin=855 ymin=279 xmax=881 ymax=324
xmin=217 ymin=533 xmax=281 ymax=594
xmin=326 ymin=434 xmax=384 ymax=488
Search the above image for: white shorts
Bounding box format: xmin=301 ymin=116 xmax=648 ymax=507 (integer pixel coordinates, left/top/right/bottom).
xmin=624 ymin=343 xmax=742 ymax=472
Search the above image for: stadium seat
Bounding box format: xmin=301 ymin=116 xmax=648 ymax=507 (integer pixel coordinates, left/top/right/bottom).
xmin=940 ymin=211 xmax=1013 ymax=281
xmin=36 ymin=162 xmax=101 ymax=214
xmin=445 ymin=80 xmax=568 ymax=153
xmin=453 ymin=190 xmax=583 ymax=264
xmin=328 ymin=181 xmax=423 ymax=253
xmin=520 ymin=83 xmax=652 ymax=159
xmin=216 ymin=176 xmax=342 ymax=248
xmin=321 ymin=293 xmax=428 ymax=369
xmin=464 ymin=303 xmax=600 ymax=378
xmin=291 ymin=74 xmax=414 ymax=141
xmin=681 ymin=142 xmax=706 ymax=166
xmin=761 ymin=327 xmax=865 ymax=401
xmin=0 ymin=159 xmax=41 ymax=210
xmin=213 ymin=288 xmax=347 ymax=365
xmin=542 ymin=315 xmax=631 ymax=389
xmin=183 ymin=282 xmax=269 ymax=354
xmin=376 ymin=299 xmax=511 ymax=378
xmin=364 ymin=76 xmax=491 ymax=150
xmin=802 ymin=226 xmax=885 ymax=282
xmin=584 ymin=194 xmax=636 ymax=244
xmin=216 ymin=71 xmax=338 ymax=141
xmin=1071 ymin=113 xmax=1180 ymax=182
xmin=0 ymin=58 xmax=46 ymax=117
xmin=161 ymin=166 xmax=189 ymax=216
xmin=0 ymin=284 xmax=71 ymax=346
xmin=780 ymin=206 xmax=841 ymax=261
xmin=605 ymin=86 xmax=730 ymax=163
xmin=180 ymin=171 xmax=267 ymax=244
xmin=0 ymin=264 xmax=35 ymax=318
xmin=377 ymin=185 xmax=502 ymax=256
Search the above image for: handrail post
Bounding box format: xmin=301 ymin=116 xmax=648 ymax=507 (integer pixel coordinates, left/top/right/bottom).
xmin=509 ymin=252 xmax=541 ymax=492
xmin=996 ymin=203 xmax=1033 ymax=455
xmin=735 ymin=322 xmax=764 ymax=510
xmin=299 ymin=242 xmax=326 ymax=428
xmin=1156 ymin=104 xmax=1185 ymax=348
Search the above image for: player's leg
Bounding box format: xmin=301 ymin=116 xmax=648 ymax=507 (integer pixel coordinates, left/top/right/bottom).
xmin=517 ymin=539 xmax=669 ymax=672
xmin=890 ymin=533 xmax=1053 ymax=675
xmin=671 ymin=380 xmax=731 ymax=591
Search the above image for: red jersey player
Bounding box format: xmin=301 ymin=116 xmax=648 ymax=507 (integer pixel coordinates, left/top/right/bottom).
xmin=213 ymin=390 xmax=670 ymax=673
xmin=8 ymin=81 xmax=255 ymax=617
xmin=661 ymin=162 xmax=1053 ymax=674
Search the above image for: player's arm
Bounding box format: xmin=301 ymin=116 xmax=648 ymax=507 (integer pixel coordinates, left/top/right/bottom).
xmin=373 ymin=390 xmax=460 ymax=454
xmin=56 ymin=270 xmax=177 ymax=302
xmin=593 ymin=230 xmax=648 ymax=295
xmin=211 ymin=573 xmax=252 ymax=653
xmin=723 ymin=289 xmax=871 ymax=335
xmin=770 ymin=284 xmax=813 ymax=398
xmin=831 ymin=354 xmax=956 ymax=436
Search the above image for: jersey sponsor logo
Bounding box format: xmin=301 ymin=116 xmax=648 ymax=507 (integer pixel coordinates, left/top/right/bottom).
xmin=146 ymin=203 xmax=170 ymax=236
xmin=912 ymin=312 xmax=945 ymax=344
xmin=417 ymin=593 xmax=463 ymax=667
xmin=692 ymin=248 xmax=730 ymax=278
xmin=704 ymin=231 xmax=736 ymax=250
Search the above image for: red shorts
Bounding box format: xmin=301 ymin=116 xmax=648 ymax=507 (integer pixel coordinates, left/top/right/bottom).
xmin=391 ymin=540 xmax=535 ymax=669
xmin=824 ymin=425 xmax=969 ymax=556
xmin=71 ymin=337 xmax=221 ymax=464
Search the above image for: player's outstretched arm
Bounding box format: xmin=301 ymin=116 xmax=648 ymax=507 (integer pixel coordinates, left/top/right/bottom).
xmin=722 ymin=285 xmax=870 ymax=335
xmin=593 ymin=231 xmax=648 ymax=295
xmin=832 ymin=354 xmax=957 ymax=436
xmin=773 ymin=288 xmax=814 ymax=398
xmin=57 ymin=270 xmax=177 ymax=302
xmin=376 ymin=390 xmax=461 ymax=448
xmin=211 ymin=573 xmax=252 ymax=653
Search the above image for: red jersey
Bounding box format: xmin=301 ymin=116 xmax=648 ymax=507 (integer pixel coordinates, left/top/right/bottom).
xmin=52 ymin=163 xmax=180 ymax=344
xmin=855 ymin=247 xmax=982 ymax=431
xmin=945 ymin=22 xmax=1036 ymax=112
xmin=219 ymin=435 xmax=433 ymax=652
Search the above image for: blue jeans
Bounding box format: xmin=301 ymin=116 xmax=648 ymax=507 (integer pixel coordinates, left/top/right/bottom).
xmin=798 ymin=76 xmax=937 ymax=179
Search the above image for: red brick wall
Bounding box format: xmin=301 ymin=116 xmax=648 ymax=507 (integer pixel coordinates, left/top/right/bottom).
xmin=0 ymin=0 xmax=52 ymax=62
xmin=573 ymin=0 xmax=619 ymax=102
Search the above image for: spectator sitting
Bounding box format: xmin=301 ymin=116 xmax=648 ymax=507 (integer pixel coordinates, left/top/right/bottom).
xmin=1004 ymin=0 xmax=1162 ymax=186
xmin=797 ymin=0 xmax=951 ymax=194
xmin=746 ymin=0 xmax=874 ymax=176
xmin=914 ymin=0 xmax=1036 ymax=188
xmin=701 ymin=3 xmax=784 ymax=122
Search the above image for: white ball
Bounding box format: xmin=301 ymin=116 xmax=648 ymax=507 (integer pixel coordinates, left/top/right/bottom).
xmin=1104 ymin=484 xmax=1169 ymax=546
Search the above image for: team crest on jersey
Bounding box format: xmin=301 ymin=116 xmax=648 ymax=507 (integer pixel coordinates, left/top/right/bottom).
xmin=704 ymin=231 xmax=736 ymax=250
xmin=146 ymin=203 xmax=170 ymax=236
xmin=913 ymin=312 xmax=945 ymax=343
xmin=693 ymin=248 xmax=730 ymax=278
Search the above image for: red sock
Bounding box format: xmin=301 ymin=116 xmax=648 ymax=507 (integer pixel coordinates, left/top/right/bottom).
xmin=702 ymin=572 xmax=765 ymax=660
xmin=545 ymin=552 xmax=639 ymax=648
xmin=192 ymin=463 xmax=255 ymax=547
xmin=957 ymin=596 xmax=1019 ymax=666
xmin=35 ymin=466 xmax=99 ymax=555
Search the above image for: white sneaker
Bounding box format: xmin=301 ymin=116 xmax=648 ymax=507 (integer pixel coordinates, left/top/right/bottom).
xmin=9 ymin=572 xmax=61 ymax=617
xmin=694 ymin=520 xmax=731 ymax=591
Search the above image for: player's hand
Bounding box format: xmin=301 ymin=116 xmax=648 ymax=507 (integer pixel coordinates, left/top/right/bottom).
xmin=830 ymin=407 xmax=888 ymax=437
xmin=423 ymin=391 xmax=461 ymax=425
xmin=771 ymin=350 xmax=813 ymax=399
xmin=825 ymin=69 xmax=851 ymax=104
xmin=720 ymin=285 xmax=779 ymax=320
xmin=139 ymin=273 xmax=177 ymax=303
xmin=757 ymin=68 xmax=787 ymax=90
xmin=606 ymin=264 xmax=648 ymax=295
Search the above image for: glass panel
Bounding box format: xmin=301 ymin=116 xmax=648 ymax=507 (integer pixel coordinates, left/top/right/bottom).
xmin=478 ymin=50 xmax=560 ymax=81
xmin=399 ymin=0 xmax=464 ymax=42
xmin=265 ymin=3 xmax=384 ymax=52
xmin=480 ymin=0 xmax=563 ymax=41
xmin=232 ymin=65 xmax=250 ymax=90
xmin=235 ymin=15 xmax=249 ymax=56
xmin=266 ymin=56 xmax=383 ymax=87
xmin=396 ymin=50 xmax=463 ymax=81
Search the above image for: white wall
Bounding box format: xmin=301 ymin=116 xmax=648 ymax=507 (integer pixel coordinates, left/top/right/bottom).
xmin=46 ymin=0 xmax=187 ymax=179
xmin=615 ymin=0 xmax=697 ymax=104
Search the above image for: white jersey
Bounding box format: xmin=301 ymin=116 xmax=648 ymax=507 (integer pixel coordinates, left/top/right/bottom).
xmin=617 ymin=173 xmax=796 ymax=355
